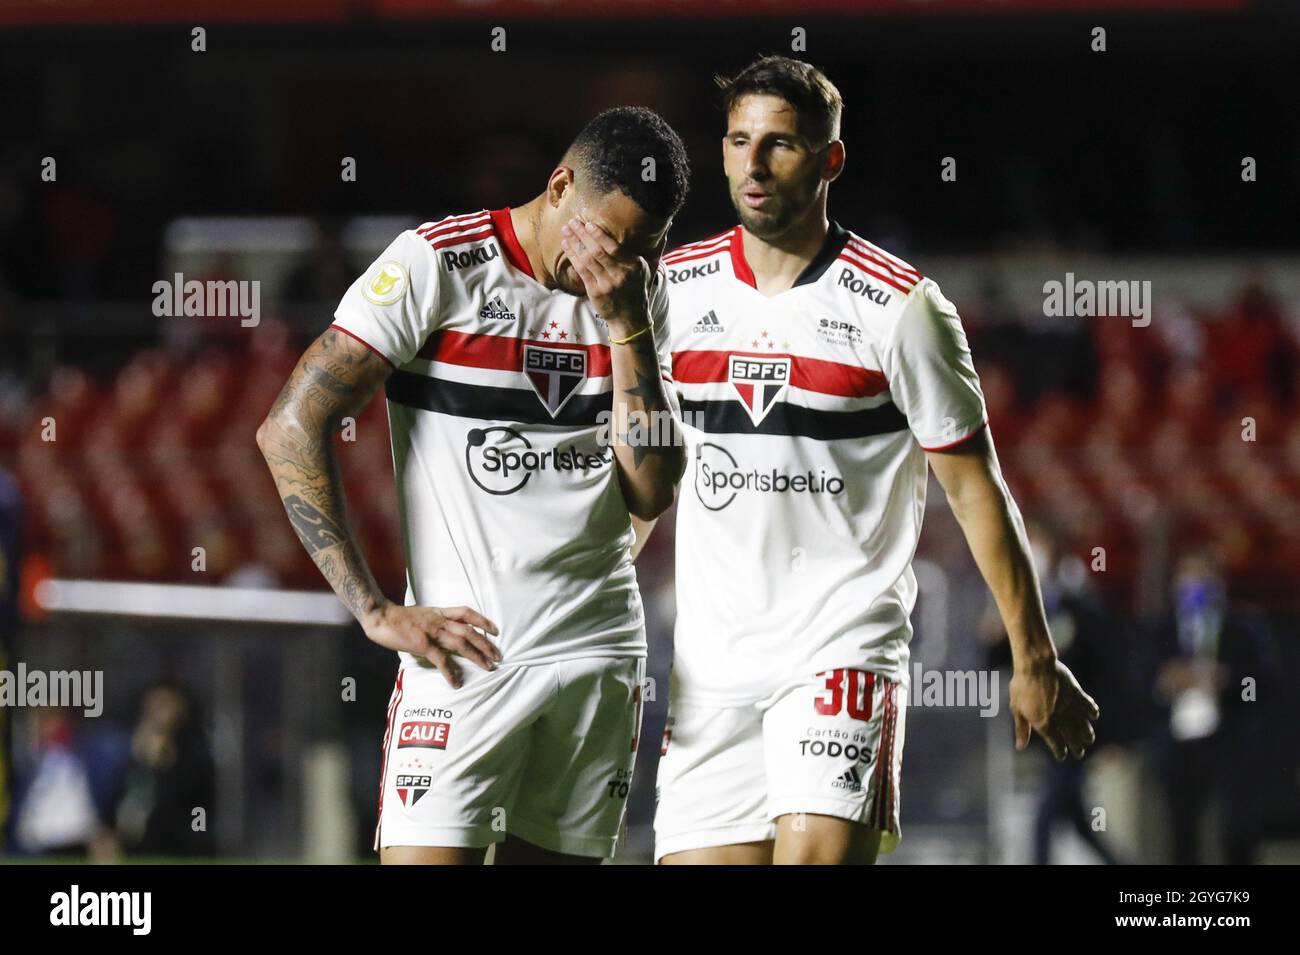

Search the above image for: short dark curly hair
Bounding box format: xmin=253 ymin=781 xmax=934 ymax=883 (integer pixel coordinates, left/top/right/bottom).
xmin=565 ymin=106 xmax=691 ymax=222
xmin=716 ymin=55 xmax=843 ymax=146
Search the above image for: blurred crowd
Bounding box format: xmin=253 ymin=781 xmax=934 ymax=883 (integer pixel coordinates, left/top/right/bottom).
xmin=2 ymin=684 xmax=216 ymax=860
xmin=979 ymin=521 xmax=1287 ymax=865
xmin=1 ymin=260 xmax=1297 ymax=613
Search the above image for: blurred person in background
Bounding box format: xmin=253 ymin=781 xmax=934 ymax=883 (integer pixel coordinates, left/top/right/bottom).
xmin=9 ymin=709 xmax=108 ymax=857
xmin=981 ymin=518 xmax=1139 ymax=864
xmin=111 ymin=681 xmax=216 ymax=858
xmin=1142 ymin=549 xmax=1279 ymax=865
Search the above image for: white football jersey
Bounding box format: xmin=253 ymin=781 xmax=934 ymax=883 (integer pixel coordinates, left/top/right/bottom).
xmin=664 ymin=222 xmax=987 ymax=706
xmin=332 ymin=208 xmax=675 ymax=668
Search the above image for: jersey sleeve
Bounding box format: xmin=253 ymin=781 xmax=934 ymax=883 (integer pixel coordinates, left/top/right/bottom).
xmin=880 ymin=277 xmax=988 ymax=451
xmin=331 ymin=229 xmax=441 ymax=368
xmin=649 ymin=265 xmax=683 ymax=417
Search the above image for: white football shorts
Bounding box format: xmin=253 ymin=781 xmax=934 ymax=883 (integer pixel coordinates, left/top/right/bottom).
xmin=375 ymin=654 xmax=646 ymax=859
xmin=653 ymin=669 xmax=906 ymax=861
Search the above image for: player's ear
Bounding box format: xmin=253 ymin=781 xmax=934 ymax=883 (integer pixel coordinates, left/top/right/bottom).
xmin=823 ymin=140 xmax=846 ymax=183
xmin=546 ymin=165 xmax=575 ymax=208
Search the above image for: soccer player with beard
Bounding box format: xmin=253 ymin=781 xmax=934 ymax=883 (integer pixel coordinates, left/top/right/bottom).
xmin=641 ymin=56 xmax=1099 ymax=865
xmin=258 ymin=107 xmax=688 ymax=864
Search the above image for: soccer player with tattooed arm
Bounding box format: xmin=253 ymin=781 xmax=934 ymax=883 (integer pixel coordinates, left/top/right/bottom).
xmin=257 ymin=106 xmax=688 ymax=865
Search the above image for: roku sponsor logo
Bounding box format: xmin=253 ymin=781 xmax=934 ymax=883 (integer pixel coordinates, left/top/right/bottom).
xmin=443 ymin=242 xmax=501 ymax=272
xmin=836 ymin=268 xmax=892 ymax=306
xmin=398 ymin=721 xmax=451 ymax=749
xmin=667 ymin=259 xmax=721 ymax=284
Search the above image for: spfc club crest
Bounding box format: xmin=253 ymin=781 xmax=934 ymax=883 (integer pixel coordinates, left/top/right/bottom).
xmin=728 ymin=354 xmax=790 ymax=425
xmin=394 ymin=774 xmax=431 ymax=807
xmin=524 ymin=343 xmax=587 ymax=416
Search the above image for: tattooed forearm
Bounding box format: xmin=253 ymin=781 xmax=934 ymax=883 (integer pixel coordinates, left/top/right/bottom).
xmin=257 ymin=328 xmax=394 ymax=623
xmin=283 ymin=494 xmax=347 ymax=553
xmin=622 ymin=368 xmax=667 ymax=408
xmin=607 ymin=326 xmax=684 ymax=516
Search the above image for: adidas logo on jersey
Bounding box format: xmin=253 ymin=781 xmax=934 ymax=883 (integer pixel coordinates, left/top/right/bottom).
xmin=692 ymin=310 xmax=725 ymax=334
xmin=478 ymin=295 xmax=516 ymax=322
xmin=833 ymin=767 xmax=864 ymax=793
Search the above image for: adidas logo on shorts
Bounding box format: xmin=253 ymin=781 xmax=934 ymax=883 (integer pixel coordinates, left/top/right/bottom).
xmin=832 ymin=767 xmax=863 ymax=793
xmin=479 ymin=295 xmax=516 ymax=321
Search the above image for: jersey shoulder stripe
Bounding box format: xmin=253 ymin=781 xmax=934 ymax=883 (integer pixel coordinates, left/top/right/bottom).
xmin=837 ymin=249 xmax=915 ymax=295
xmin=838 ymin=233 xmax=923 ymax=294
xmin=416 ymin=210 xmax=494 ymax=250
xmin=663 ymin=228 xmax=734 ymax=265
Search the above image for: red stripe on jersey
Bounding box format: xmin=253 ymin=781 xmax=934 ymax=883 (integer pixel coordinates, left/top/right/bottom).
xmin=836 ymin=251 xmax=914 ymax=294
xmin=843 ymin=246 xmax=920 ymax=289
xmin=672 ymin=349 xmax=887 ymax=398
xmin=488 ymin=207 xmax=535 ymax=279
xmin=728 ymin=228 xmax=757 ymax=289
xmin=418 ymin=329 xmax=613 ymax=377
xmin=663 ymin=227 xmax=735 ymax=262
xmin=430 ymin=227 xmax=494 ymax=250
xmin=662 ymin=246 xmax=730 ymax=268
xmin=846 ymin=237 xmax=922 ymax=284
xmin=664 ymin=240 xmax=731 ymax=265
xmin=329 ymin=323 xmax=396 ymax=368
xmin=417 ymin=211 xmax=491 ymax=242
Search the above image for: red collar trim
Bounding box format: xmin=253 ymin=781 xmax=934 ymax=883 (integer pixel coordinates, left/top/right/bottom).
xmin=489 ymin=207 xmax=535 ymax=280
xmin=729 ymin=226 xmax=757 ymax=289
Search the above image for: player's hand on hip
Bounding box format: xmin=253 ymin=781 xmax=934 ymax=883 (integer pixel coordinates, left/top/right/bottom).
xmin=362 ymin=601 xmax=501 ymax=688
xmin=560 ymin=216 xmax=651 ymax=337
xmin=1009 ymin=658 xmax=1100 ymax=761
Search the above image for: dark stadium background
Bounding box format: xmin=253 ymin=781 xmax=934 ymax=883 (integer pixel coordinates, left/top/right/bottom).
xmin=0 ymin=0 xmax=1297 ymax=863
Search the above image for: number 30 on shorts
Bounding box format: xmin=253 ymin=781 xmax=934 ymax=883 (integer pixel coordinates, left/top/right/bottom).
xmin=813 ymin=669 xmax=875 ymax=721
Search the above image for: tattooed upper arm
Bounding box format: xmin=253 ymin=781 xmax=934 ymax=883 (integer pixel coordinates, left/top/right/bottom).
xmin=265 ymin=328 xmax=393 ymax=434
xmin=256 ymin=329 xmax=395 ymax=609
xmin=257 ymin=327 xmax=393 ymax=532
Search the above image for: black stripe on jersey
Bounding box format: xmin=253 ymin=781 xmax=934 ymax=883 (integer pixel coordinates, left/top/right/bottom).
xmin=680 ymin=397 xmax=909 ymax=441
xmin=792 ymin=221 xmax=851 ymax=288
xmin=385 ymin=371 xmax=610 ymax=426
